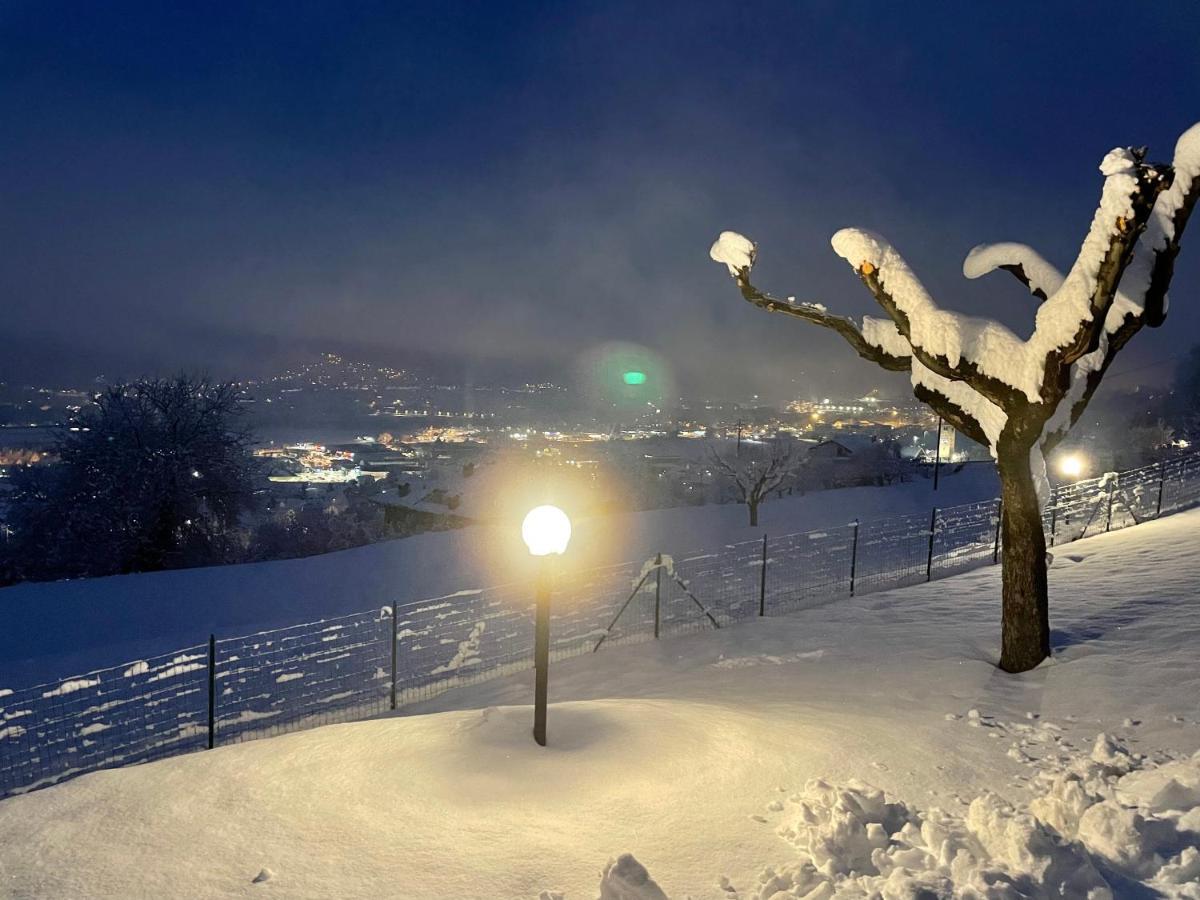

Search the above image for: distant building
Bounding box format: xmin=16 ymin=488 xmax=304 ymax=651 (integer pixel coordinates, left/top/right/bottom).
xmin=938 ymin=424 xmax=956 ymax=462
xmin=809 ymin=435 xmax=889 ymax=459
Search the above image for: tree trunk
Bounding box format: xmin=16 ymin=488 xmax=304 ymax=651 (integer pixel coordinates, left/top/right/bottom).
xmin=747 ymin=500 xmax=759 ymax=528
xmin=996 ymin=450 xmax=1051 ymax=673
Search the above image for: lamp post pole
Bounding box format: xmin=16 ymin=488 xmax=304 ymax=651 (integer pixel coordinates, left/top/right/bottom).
xmin=522 ymin=504 xmax=571 ymax=748
xmin=533 ymin=560 xmax=551 ymax=747
xmin=933 ymin=416 xmax=943 ymax=491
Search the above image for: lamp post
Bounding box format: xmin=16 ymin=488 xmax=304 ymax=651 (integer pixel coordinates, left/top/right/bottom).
xmin=521 ymin=504 xmax=571 ymax=747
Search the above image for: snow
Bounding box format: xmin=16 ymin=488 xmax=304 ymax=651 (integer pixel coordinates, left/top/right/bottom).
xmin=1026 ymin=148 xmax=1141 ymax=367
xmin=41 ymin=677 xmax=101 ymax=698
xmin=634 ymin=553 xmax=676 ymax=586
xmin=858 ymin=315 xmax=909 ymax=359
xmin=0 ymin=467 xmax=998 ymax=685
xmin=831 ymin=227 xmax=1034 ymax=397
xmin=709 ymin=230 xmax=756 ymax=277
xmin=598 ymin=855 xmax=668 ymax=900
xmin=962 ymin=242 xmax=1065 ymax=299
xmin=1 ymin=506 xmax=1197 ymax=898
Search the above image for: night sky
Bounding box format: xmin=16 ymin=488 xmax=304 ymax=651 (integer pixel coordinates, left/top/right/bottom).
xmin=3 ymin=1 xmax=1199 ymax=400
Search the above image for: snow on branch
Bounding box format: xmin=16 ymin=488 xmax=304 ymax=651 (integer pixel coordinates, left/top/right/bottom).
xmin=1120 ymin=123 xmax=1200 ymax=326
xmin=832 ymin=229 xmax=1027 ymax=407
xmin=1028 ymin=149 xmax=1172 ymax=372
xmin=709 ymin=232 xmax=912 ymax=373
xmin=963 ymin=243 xmax=1065 ymax=301
xmin=710 ymin=122 xmax=1199 ymax=504
xmin=1043 ymin=125 xmax=1200 ymax=449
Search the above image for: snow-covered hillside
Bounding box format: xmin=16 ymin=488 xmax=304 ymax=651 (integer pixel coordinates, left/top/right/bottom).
xmin=1 ymin=504 xmax=1196 ymax=899
xmin=0 ymin=465 xmax=996 ymax=684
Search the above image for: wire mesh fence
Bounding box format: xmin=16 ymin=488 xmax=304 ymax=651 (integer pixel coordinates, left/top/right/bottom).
xmin=3 ymin=451 xmax=1199 ymax=799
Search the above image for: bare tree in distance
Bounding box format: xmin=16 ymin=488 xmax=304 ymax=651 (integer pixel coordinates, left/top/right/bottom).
xmin=708 ymin=441 xmax=796 ymax=527
xmin=711 ymin=122 xmax=1199 ymax=673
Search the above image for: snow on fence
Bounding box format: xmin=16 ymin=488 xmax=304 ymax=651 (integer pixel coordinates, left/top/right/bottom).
xmin=2 ymin=452 xmax=1199 ymax=799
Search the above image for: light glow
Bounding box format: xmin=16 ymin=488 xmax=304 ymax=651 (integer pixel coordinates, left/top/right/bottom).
xmin=1057 ymin=453 xmax=1086 ymax=480
xmin=521 ymin=505 xmax=572 ymax=557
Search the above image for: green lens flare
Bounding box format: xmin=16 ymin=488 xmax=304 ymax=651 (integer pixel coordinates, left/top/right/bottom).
xmin=622 ymin=371 xmax=647 ymax=386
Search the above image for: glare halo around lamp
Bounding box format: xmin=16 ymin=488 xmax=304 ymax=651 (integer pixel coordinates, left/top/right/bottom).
xmin=1057 ymin=453 xmax=1086 ymax=480
xmin=521 ymin=505 xmax=571 ymax=746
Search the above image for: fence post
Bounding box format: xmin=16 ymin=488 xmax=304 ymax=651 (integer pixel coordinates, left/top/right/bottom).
xmin=992 ymin=499 xmax=1003 ymax=564
xmin=926 ymin=506 xmax=938 ymax=582
xmin=1105 ymin=476 xmax=1116 ymax=532
xmin=1049 ymin=492 xmax=1058 ymax=547
xmin=1156 ymin=460 xmax=1166 ymax=517
xmin=653 ymin=553 xmax=662 ymax=639
xmin=390 ymin=603 xmax=399 ymax=711
xmin=207 ymin=634 xmax=216 ymax=750
xmin=758 ymin=534 xmax=768 ymax=616
xmin=849 ymin=520 xmax=859 ymax=597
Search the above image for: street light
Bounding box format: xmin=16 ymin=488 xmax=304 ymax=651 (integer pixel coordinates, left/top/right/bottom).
xmin=521 ymin=505 xmax=571 ymax=746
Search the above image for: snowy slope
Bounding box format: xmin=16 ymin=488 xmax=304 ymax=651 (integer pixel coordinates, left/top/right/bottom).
xmin=0 ymin=465 xmax=996 ymax=684
xmin=0 ymin=505 xmax=1197 ymax=898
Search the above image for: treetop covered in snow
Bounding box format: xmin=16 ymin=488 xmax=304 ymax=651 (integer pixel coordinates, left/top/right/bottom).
xmin=711 ymin=122 xmax=1200 ymax=506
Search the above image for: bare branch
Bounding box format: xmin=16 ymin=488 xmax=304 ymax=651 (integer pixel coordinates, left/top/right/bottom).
xmin=732 ymin=270 xmax=912 ymax=373
xmin=706 ymin=445 xmax=747 ymax=502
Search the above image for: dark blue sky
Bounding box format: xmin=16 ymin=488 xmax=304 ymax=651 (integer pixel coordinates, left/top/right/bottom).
xmin=2 ymin=1 xmax=1198 ymax=399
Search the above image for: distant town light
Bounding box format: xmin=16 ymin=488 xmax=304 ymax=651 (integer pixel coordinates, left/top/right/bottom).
xmin=623 ymin=371 xmax=647 ymax=386
xmin=521 ymin=505 xmax=571 ymax=557
xmin=1057 ymin=453 xmax=1086 ymax=480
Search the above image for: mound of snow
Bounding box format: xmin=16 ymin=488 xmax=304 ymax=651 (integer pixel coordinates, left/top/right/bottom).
xmin=738 ymin=733 xmax=1200 ymax=899
xmin=598 ymin=854 xmax=668 ymax=900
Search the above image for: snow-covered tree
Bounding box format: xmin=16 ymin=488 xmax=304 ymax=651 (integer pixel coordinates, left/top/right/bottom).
xmin=711 ymin=123 xmax=1199 ymax=673
xmin=4 ymin=376 xmax=259 ymax=581
xmin=708 ymin=441 xmax=796 ymax=527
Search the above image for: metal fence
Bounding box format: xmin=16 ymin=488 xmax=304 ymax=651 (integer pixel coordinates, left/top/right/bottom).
xmin=3 ymin=452 xmax=1199 ymax=799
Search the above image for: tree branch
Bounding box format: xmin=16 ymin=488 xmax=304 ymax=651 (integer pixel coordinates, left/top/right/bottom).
xmin=911 ymin=383 xmax=990 ymax=448
xmin=732 ymin=271 xmax=912 ymax=372
xmin=963 ymin=243 xmax=1065 ymax=302
xmin=1055 ymin=158 xmax=1172 ymax=368
xmin=854 ymin=265 xmax=1022 ymax=408
xmin=1142 ymin=169 xmax=1200 ymax=326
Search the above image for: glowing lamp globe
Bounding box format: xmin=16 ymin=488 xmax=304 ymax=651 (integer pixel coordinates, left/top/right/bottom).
xmin=1057 ymin=453 xmax=1086 ymax=479
xmin=522 ymin=505 xmax=571 ymax=557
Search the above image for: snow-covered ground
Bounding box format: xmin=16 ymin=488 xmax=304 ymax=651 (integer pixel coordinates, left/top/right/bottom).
xmin=1 ymin=503 xmax=1196 ymax=898
xmin=0 ymin=465 xmax=996 ymax=684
